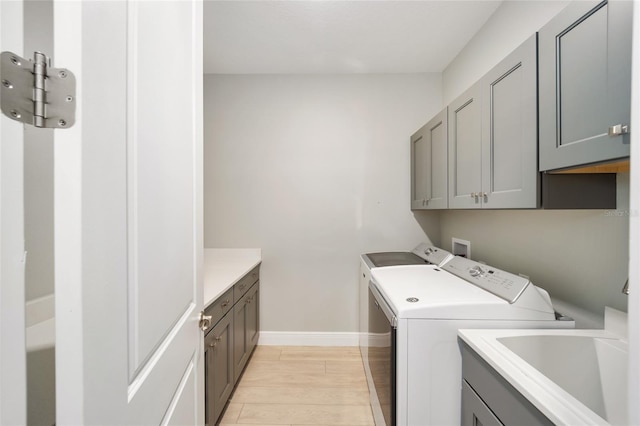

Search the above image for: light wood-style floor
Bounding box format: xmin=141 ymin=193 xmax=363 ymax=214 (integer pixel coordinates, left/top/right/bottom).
xmin=219 ymin=346 xmax=375 ymax=425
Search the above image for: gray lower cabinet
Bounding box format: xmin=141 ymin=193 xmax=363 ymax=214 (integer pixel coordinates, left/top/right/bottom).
xmin=205 ymin=311 xmax=233 ymax=426
xmin=461 ymin=342 xmax=553 ymax=426
xmin=205 ymin=265 xmax=260 ymax=425
xmin=461 ymin=381 xmax=503 ymax=426
xmin=411 ymin=108 xmax=448 ymax=210
xmin=233 ymin=282 xmax=259 ymax=383
xmin=448 ymin=34 xmax=538 ymax=209
xmin=538 ymin=0 xmax=632 ymax=171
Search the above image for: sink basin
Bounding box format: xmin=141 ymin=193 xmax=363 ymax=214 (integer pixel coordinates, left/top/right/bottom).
xmin=458 ymin=307 xmax=628 ymax=426
xmin=498 ymin=335 xmax=628 ymax=425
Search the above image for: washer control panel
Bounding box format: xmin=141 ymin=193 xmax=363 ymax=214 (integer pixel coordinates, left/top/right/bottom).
xmin=442 ymin=256 xmax=529 ymax=303
xmin=412 ymin=243 xmax=453 ymax=266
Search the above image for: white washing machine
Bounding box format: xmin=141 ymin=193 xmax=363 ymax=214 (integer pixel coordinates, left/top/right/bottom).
xmin=367 ymin=256 xmax=574 ymax=426
xmin=359 ymin=243 xmax=453 ymax=358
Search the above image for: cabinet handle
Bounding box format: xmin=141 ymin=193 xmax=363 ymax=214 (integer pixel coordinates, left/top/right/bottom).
xmin=209 ymin=342 xmax=216 ymax=348
xmin=198 ymin=312 xmax=212 ymax=332
xmin=470 ymin=192 xmax=476 ymax=198
xmin=608 ymin=124 xmax=629 ymax=136
xmin=221 ymin=300 xmax=229 ymax=308
xmin=216 ymin=336 xmax=222 ymax=342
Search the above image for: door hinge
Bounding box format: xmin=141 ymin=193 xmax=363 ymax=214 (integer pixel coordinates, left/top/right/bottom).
xmin=1 ymin=51 xmax=76 ymax=129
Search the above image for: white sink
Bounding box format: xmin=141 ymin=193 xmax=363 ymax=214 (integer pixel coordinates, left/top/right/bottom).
xmin=458 ymin=308 xmax=628 ymax=426
xmin=498 ymin=334 xmax=627 ymax=425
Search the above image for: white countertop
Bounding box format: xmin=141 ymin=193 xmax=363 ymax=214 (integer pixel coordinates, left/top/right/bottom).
xmin=204 ymin=248 xmax=262 ymax=308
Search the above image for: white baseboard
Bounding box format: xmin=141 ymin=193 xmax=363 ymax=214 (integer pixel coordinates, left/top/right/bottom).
xmin=258 ymin=331 xmax=359 ymax=347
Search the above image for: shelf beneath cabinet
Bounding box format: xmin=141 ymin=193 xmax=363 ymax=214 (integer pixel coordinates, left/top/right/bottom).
xmin=547 ymin=159 xmax=630 ymax=175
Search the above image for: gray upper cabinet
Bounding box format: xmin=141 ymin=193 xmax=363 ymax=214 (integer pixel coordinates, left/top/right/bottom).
xmin=481 ymin=34 xmax=538 ymax=208
xmin=448 ymin=35 xmax=538 ymax=209
xmin=411 ymin=108 xmax=448 ymax=209
xmin=539 ymin=0 xmax=632 ymax=171
xmin=448 ymin=82 xmax=482 ymax=209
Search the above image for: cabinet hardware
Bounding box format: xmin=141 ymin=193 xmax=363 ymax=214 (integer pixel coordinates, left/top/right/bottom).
xmin=221 ymin=300 xmax=229 ymax=308
xmin=470 ymin=192 xmax=477 ymax=198
xmin=608 ymin=124 xmax=629 ymax=137
xmin=199 ymin=311 xmax=212 ymax=331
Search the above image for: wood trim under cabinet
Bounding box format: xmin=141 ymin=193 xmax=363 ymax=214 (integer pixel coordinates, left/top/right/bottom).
xmin=548 ymin=159 xmax=630 ymax=174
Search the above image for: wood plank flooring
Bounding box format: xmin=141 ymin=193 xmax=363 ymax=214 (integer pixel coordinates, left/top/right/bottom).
xmin=219 ymin=346 xmax=374 ymax=425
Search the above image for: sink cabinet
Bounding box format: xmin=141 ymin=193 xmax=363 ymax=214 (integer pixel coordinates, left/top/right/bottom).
xmin=460 ymin=341 xmax=553 ymax=426
xmin=538 ymin=0 xmax=632 ymax=171
xmin=448 ymin=35 xmax=538 ymax=209
xmin=411 ymin=108 xmax=448 ymax=210
xmin=205 ymin=265 xmax=260 ymax=425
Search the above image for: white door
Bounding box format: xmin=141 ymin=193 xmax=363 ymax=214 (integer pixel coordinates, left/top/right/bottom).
xmin=53 ymin=1 xmax=204 ymax=424
xmin=0 ymin=2 xmax=27 ymax=425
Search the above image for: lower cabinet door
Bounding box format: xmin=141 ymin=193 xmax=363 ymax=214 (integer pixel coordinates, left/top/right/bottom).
xmin=233 ymin=291 xmax=250 ymax=383
xmin=205 ymin=311 xmax=233 ymax=426
xmin=461 ymin=380 xmax=503 ymax=426
xmin=246 ymin=283 xmax=259 ymax=353
xmin=233 ymin=282 xmax=260 ymax=383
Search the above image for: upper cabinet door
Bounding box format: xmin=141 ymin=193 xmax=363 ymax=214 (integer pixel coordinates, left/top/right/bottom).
xmin=539 ymin=0 xmax=632 ymax=171
xmin=448 ymin=83 xmax=482 ymax=209
xmin=411 ymin=108 xmax=448 ymax=210
xmin=481 ymin=34 xmax=539 ymax=208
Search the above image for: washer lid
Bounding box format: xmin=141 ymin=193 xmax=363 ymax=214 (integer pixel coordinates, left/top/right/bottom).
xmin=364 ymin=251 xmax=431 ymax=268
xmin=371 ymin=266 xmax=555 ymax=321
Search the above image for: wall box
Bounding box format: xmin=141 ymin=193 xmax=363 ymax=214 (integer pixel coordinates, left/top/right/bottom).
xmin=452 ymin=238 xmax=471 ymax=259
xmin=541 ymin=173 xmax=616 ymax=209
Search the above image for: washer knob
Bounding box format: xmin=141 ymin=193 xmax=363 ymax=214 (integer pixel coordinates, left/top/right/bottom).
xmin=469 ymin=266 xmax=484 ymax=277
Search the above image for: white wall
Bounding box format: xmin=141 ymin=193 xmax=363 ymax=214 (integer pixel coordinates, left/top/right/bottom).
xmin=441 ymin=0 xmax=629 ymax=320
xmin=204 ymin=74 xmax=441 ymax=332
xmin=443 ymin=0 xmax=570 ymax=104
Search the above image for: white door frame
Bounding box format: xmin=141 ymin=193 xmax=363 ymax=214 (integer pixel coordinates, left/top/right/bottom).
xmin=628 ymin=1 xmax=639 ymax=424
xmin=0 ymin=1 xmax=27 ymax=425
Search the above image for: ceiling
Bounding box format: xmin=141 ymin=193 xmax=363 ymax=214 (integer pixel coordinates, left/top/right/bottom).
xmin=203 ymin=1 xmax=504 ymax=75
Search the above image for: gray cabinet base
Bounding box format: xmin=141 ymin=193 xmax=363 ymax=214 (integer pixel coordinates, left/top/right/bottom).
xmin=461 ymin=341 xmax=553 ymax=426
